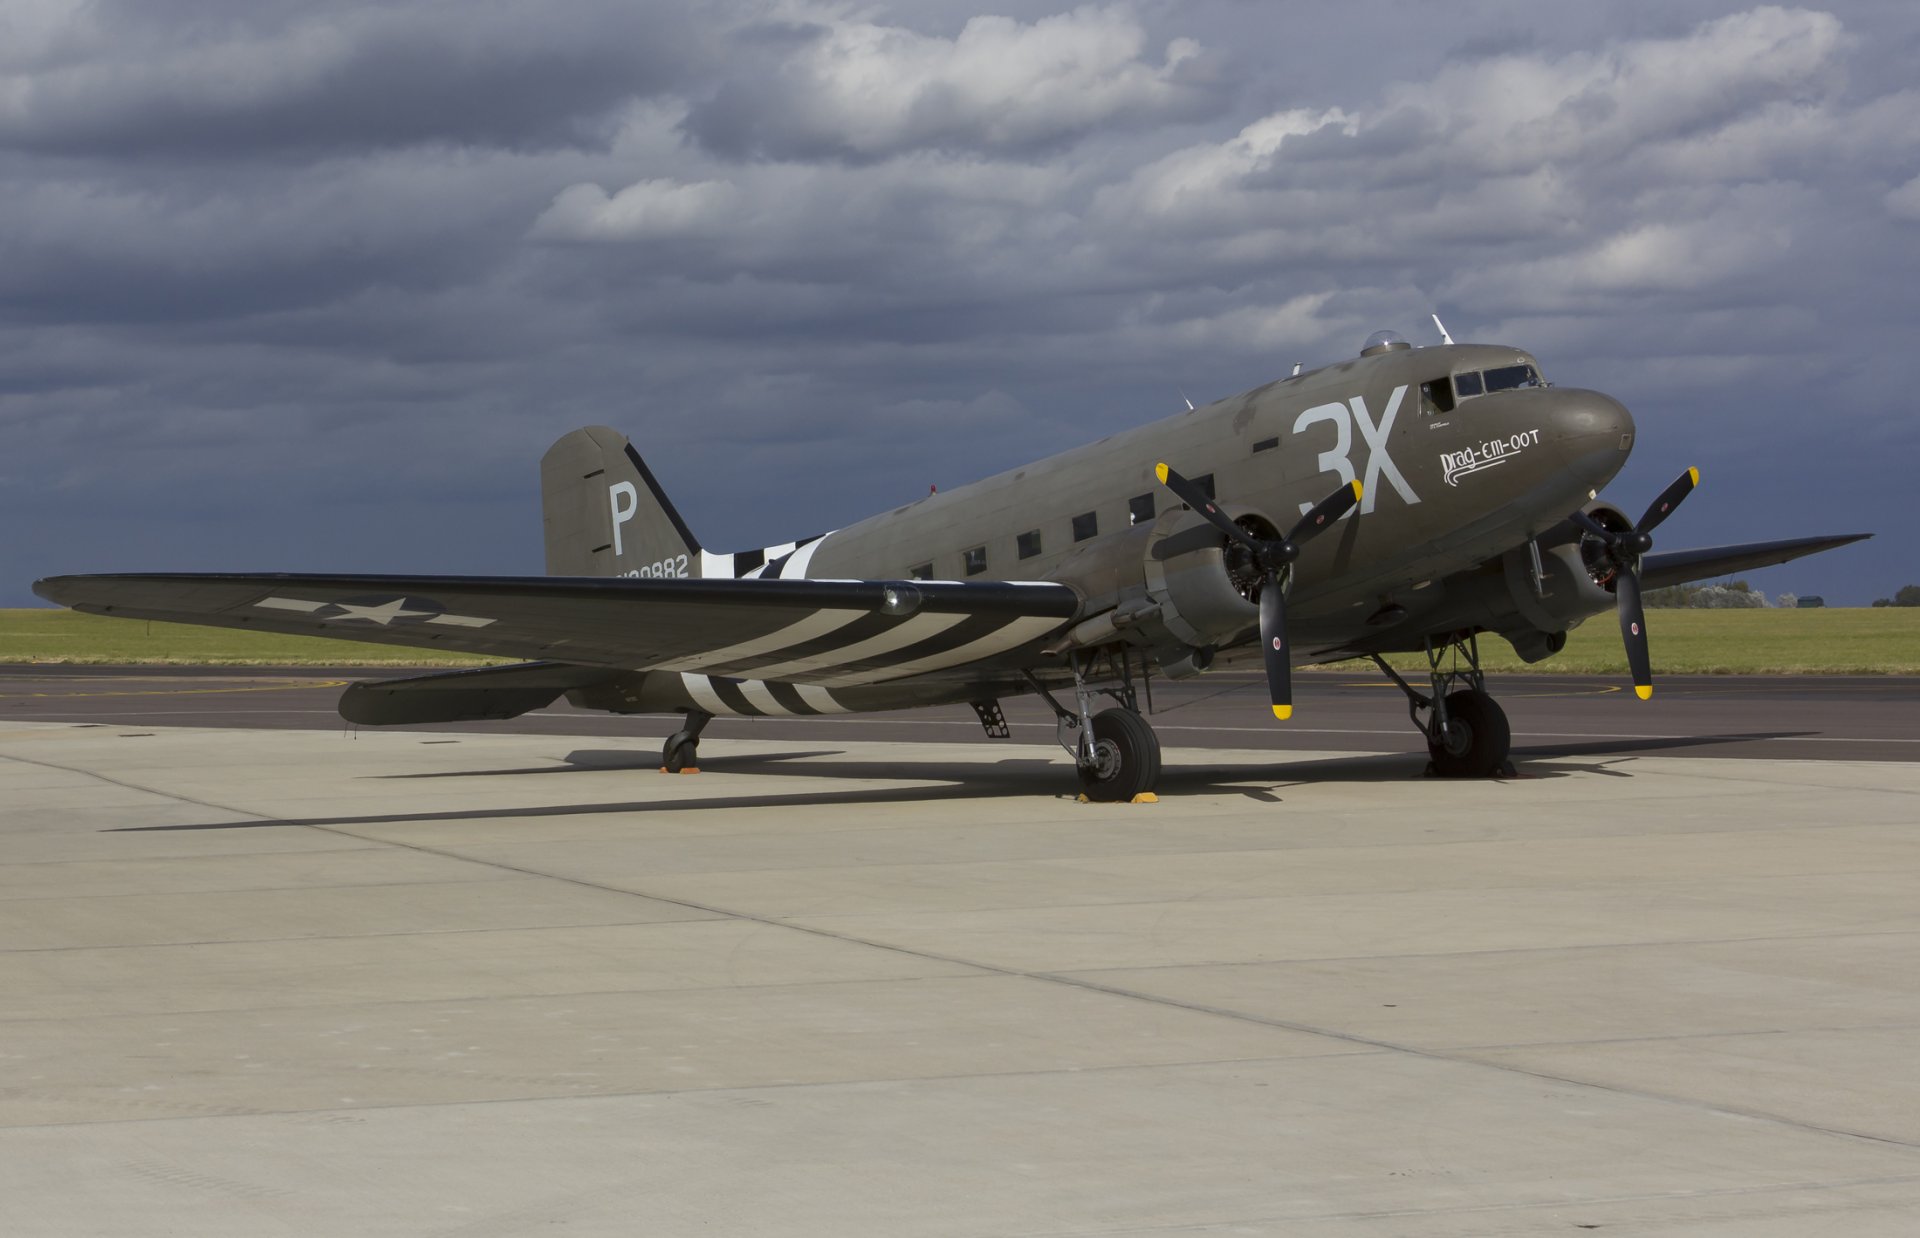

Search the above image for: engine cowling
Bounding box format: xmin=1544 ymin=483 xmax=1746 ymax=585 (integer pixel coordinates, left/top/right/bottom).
xmin=1411 ymin=501 xmax=1631 ymax=662
xmin=1141 ymin=507 xmax=1269 ymax=652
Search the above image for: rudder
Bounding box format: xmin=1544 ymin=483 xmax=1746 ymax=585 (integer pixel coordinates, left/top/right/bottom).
xmin=541 ymin=427 xmax=702 ymax=578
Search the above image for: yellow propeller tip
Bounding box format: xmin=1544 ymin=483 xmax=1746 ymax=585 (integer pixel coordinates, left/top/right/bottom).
xmin=1154 ymin=463 xmax=1169 ymax=483
xmin=1273 ymin=704 xmax=1293 ymax=720
xmin=1635 ymin=685 xmax=1653 ymax=700
xmin=1350 ymin=480 xmax=1363 ymax=500
xmin=1687 ymin=466 xmax=1700 ymax=485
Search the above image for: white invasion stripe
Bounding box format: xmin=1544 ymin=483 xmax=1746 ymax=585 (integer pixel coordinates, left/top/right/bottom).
xmin=823 ymin=615 xmax=1067 ymax=685
xmin=743 ymin=541 xmax=798 ymax=577
xmin=746 ymin=611 xmax=968 ymax=680
xmin=257 ymin=596 xmax=327 ymax=613
xmin=698 ymin=550 xmax=735 ymax=578
xmin=652 ymin=608 xmax=867 ymax=673
xmin=795 ymin=685 xmax=851 ymax=714
xmin=736 ymin=680 xmax=792 ymax=715
xmin=779 ymin=532 xmax=831 ymax=579
xmin=425 ymin=614 xmax=496 ymax=628
xmin=678 ymin=672 xmax=737 ymax=716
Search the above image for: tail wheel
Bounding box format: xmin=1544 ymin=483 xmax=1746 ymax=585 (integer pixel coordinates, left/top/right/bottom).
xmin=662 ymin=731 xmax=699 ymax=772
xmin=1077 ymin=707 xmax=1161 ymax=802
xmin=1427 ymin=689 xmax=1511 ymax=778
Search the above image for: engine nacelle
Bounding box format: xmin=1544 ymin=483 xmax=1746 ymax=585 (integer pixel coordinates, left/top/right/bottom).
xmin=1141 ymin=508 xmax=1264 ymax=650
xmin=1399 ymin=501 xmax=1631 ymax=663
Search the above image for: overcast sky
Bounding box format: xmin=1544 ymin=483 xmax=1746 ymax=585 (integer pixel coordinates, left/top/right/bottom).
xmin=4 ymin=0 xmax=1915 ymax=607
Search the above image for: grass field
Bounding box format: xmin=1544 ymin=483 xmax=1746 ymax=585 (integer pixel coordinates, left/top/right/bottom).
xmin=2 ymin=606 xmax=1916 ymax=673
xmin=0 ymin=609 xmax=501 ymax=667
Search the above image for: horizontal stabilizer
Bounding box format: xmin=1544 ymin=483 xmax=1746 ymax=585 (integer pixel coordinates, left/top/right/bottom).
xmin=339 ymin=661 xmax=619 ymax=726
xmin=1640 ymin=534 xmax=1872 ymax=591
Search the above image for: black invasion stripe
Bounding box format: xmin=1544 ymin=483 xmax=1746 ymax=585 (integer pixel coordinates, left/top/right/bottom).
xmin=732 ymin=547 xmax=765 ymax=577
xmin=706 ymin=677 xmax=763 ymax=717
xmin=826 ymin=613 xmax=1017 ymax=679
xmin=765 ymin=682 xmax=817 ymax=715
xmin=706 ymin=611 xmax=905 ymax=677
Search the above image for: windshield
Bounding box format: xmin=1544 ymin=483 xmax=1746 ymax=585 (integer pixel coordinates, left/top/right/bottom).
xmin=1453 ymin=363 xmax=1543 ymax=400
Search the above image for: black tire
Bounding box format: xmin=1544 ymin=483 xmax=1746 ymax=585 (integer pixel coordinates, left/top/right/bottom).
xmin=1077 ymin=707 xmax=1161 ymax=802
xmin=1427 ymin=689 xmax=1511 ymax=778
xmin=662 ymin=731 xmax=698 ymax=772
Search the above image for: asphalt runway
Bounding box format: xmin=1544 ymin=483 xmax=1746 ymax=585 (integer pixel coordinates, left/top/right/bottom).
xmin=3 ymin=664 xmax=1916 ymax=767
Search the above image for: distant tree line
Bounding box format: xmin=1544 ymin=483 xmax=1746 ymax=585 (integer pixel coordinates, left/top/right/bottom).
xmin=1644 ymin=581 xmax=1919 ymax=608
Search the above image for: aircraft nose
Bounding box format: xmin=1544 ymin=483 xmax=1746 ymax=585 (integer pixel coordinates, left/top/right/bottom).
xmin=1556 ymin=389 xmax=1635 ymax=454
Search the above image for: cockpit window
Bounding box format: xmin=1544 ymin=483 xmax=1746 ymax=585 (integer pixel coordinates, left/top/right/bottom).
xmin=1481 ymin=364 xmax=1542 ymax=393
xmin=1420 ymin=376 xmax=1455 ymax=415
xmin=1453 ymin=370 xmax=1484 ymax=398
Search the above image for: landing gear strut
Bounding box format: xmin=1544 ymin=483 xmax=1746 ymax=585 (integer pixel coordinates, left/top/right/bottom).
xmin=1371 ymin=631 xmax=1514 ymax=779
xmin=661 ymin=707 xmax=712 ymax=773
xmin=1025 ymin=648 xmax=1161 ymax=802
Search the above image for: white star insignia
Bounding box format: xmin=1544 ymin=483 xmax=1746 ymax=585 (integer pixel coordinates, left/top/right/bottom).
xmin=325 ymin=598 xmax=436 ymax=626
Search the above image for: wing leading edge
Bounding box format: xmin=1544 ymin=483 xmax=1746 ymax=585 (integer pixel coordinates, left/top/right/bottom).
xmin=1638 ymin=534 xmax=1872 ymax=592
xmin=32 ymin=573 xmax=1080 ymax=686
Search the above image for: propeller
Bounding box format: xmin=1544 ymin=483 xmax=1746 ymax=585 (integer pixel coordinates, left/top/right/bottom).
xmin=1568 ymin=466 xmax=1699 ymax=700
xmin=1155 ymin=463 xmax=1362 ymax=719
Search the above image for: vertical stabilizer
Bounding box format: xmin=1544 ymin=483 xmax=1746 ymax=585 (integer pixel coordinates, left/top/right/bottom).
xmin=541 ymin=427 xmax=702 ymax=578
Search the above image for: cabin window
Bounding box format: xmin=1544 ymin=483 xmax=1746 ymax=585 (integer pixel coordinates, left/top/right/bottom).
xmin=908 ymin=563 xmax=932 ymax=580
xmin=1421 ymin=377 xmax=1455 ymax=415
xmin=963 ymin=545 xmax=987 ymax=576
xmin=1454 ymin=370 xmax=1484 ymax=399
xmin=1017 ymin=530 xmax=1042 ymax=560
xmin=1252 ymin=437 xmax=1279 ymax=453
xmin=1072 ymin=511 xmax=1098 ymax=542
xmin=1129 ymin=493 xmax=1155 ymax=525
xmin=1482 ymin=364 xmax=1541 ymax=393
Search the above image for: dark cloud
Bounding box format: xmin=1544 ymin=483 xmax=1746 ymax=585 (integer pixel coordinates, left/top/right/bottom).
xmin=4 ymin=2 xmax=1918 ymax=609
xmin=0 ymin=0 xmax=709 ymax=157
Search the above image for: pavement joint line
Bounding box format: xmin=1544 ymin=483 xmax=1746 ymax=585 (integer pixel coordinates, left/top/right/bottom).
xmin=10 ymin=739 xmax=1920 ymax=1154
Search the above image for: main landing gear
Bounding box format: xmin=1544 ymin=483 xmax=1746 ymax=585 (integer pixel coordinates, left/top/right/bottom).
xmin=1026 ymin=648 xmax=1161 ymax=802
xmin=661 ymin=707 xmax=712 ymax=773
xmin=1371 ymin=631 xmax=1515 ymax=779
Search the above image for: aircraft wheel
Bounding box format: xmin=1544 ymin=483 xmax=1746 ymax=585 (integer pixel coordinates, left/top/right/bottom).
xmin=662 ymin=731 xmax=699 ymax=772
xmin=1427 ymin=689 xmax=1511 ymax=778
xmin=1077 ymin=707 xmax=1161 ymax=802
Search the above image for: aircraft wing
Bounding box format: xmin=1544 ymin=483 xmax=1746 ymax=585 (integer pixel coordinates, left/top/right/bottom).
xmin=31 ymin=573 xmax=1080 ymax=685
xmin=1639 ymin=534 xmax=1871 ymax=591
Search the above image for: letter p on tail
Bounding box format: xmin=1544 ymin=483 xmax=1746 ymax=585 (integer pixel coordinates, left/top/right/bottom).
xmin=541 ymin=426 xmax=702 ymax=578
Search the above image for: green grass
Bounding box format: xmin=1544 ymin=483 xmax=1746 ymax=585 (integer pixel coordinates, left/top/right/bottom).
xmin=1329 ymin=607 xmax=1920 ymax=677
xmin=5 ymin=605 xmax=1917 ymax=674
xmin=0 ymin=609 xmax=502 ymax=666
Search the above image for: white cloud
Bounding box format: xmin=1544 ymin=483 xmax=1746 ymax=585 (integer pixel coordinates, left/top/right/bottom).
xmin=531 ymin=178 xmax=741 ymax=242
xmin=1887 ymin=173 xmax=1920 ymax=222
xmin=682 ymin=4 xmax=1221 ymax=159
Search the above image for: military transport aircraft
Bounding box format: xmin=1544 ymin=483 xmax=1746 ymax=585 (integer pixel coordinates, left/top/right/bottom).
xmin=35 ymin=330 xmax=1869 ymax=800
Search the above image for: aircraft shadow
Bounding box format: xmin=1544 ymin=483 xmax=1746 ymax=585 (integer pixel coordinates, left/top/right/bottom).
xmin=108 ymin=731 xmax=1804 ymax=834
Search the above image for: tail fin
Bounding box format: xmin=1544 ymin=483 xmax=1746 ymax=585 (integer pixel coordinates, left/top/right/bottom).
xmin=541 ymin=427 xmax=702 ymax=578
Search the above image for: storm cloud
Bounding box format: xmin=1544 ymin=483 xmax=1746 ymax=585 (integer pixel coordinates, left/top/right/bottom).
xmin=3 ymin=1 xmax=1916 ymax=605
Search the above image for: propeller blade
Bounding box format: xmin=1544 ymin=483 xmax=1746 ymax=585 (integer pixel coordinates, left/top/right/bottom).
xmin=1637 ymin=466 xmax=1699 ymax=535
xmin=1615 ymin=567 xmax=1653 ymax=699
xmin=1568 ymin=508 xmax=1614 ymax=541
xmin=1286 ymin=480 xmax=1363 ymax=546
xmin=1154 ymin=463 xmax=1258 ymax=550
xmin=1259 ymin=578 xmax=1293 ymax=720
